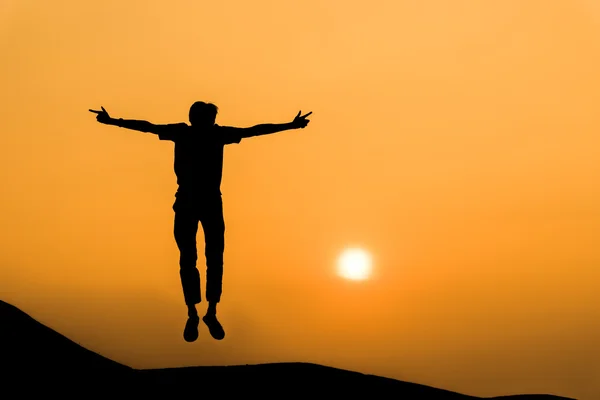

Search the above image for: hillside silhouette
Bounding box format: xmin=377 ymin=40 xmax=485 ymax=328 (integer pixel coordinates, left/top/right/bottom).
xmin=0 ymin=299 xmax=575 ymax=399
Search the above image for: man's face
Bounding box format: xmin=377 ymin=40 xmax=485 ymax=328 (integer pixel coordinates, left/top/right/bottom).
xmin=190 ymin=113 xmax=216 ymax=128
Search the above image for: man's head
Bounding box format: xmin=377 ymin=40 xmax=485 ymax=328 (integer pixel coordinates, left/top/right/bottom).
xmin=189 ymin=101 xmax=218 ymax=127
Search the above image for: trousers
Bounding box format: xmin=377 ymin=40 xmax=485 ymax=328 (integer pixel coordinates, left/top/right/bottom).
xmin=173 ymin=194 xmax=225 ymax=305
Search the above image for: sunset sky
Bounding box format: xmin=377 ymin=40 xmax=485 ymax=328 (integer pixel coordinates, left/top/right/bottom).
xmin=1 ymin=1 xmax=599 ymax=398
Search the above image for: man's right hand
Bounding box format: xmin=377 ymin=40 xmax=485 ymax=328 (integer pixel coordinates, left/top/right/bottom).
xmin=291 ymin=110 xmax=312 ymax=129
xmin=89 ymin=106 xmax=111 ymax=124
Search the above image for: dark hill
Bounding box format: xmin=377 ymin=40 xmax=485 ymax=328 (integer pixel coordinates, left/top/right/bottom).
xmin=0 ymin=300 xmax=575 ymax=399
xmin=0 ymin=299 xmax=132 ymax=394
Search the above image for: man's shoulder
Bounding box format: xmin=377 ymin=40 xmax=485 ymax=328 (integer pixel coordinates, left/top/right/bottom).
xmin=161 ymin=122 xmax=190 ymax=132
xmin=158 ymin=122 xmax=190 ymax=141
xmin=213 ymin=124 xmax=243 ymax=143
xmin=213 ymin=124 xmax=238 ymax=130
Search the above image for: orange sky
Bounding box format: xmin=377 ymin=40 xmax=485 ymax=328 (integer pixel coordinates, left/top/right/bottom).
xmin=1 ymin=1 xmax=599 ymax=398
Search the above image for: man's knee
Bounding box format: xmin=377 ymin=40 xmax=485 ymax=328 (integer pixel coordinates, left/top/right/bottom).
xmin=206 ymin=236 xmax=224 ymax=252
xmin=179 ymin=252 xmax=198 ymax=269
xmin=204 ymin=224 xmax=225 ymax=253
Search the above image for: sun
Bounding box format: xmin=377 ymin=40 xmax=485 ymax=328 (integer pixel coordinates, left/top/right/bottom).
xmin=337 ymin=248 xmax=372 ymax=281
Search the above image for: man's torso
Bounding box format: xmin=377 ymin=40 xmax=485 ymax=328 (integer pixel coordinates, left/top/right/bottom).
xmin=158 ymin=124 xmax=242 ymax=198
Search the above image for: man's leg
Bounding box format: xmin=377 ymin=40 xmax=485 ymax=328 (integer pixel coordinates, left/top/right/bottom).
xmin=173 ymin=205 xmax=201 ymax=342
xmin=199 ymin=196 xmax=226 ymax=340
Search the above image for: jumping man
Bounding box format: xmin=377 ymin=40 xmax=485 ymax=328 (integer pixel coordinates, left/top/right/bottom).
xmin=90 ymin=102 xmax=312 ymax=342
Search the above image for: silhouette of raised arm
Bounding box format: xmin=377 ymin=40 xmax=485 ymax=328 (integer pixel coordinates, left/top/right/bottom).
xmin=89 ymin=106 xmax=173 ymax=134
xmin=90 ymin=106 xmax=312 ymax=137
xmin=236 ymin=111 xmax=312 ymax=138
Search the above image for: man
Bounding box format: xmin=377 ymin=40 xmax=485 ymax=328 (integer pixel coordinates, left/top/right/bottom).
xmin=90 ymin=102 xmax=312 ymax=342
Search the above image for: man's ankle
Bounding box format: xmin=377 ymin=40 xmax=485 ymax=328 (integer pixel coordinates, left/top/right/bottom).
xmin=206 ymin=302 xmax=217 ymax=316
xmin=187 ymin=304 xmax=198 ymax=318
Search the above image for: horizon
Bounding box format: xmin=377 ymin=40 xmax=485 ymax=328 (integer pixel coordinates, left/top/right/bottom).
xmin=1 ymin=1 xmax=599 ymax=399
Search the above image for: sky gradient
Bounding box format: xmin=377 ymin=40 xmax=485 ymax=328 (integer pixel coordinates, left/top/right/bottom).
xmin=1 ymin=1 xmax=599 ymax=399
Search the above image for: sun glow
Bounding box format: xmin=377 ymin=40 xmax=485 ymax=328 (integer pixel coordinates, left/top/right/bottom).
xmin=337 ymin=248 xmax=372 ymax=281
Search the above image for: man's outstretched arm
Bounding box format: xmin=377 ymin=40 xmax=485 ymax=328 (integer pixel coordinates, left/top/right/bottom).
xmin=236 ymin=111 xmax=312 ymax=138
xmin=89 ymin=106 xmax=170 ymax=134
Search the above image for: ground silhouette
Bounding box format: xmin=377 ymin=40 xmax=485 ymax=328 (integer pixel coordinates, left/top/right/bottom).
xmin=0 ymin=299 xmax=575 ymax=399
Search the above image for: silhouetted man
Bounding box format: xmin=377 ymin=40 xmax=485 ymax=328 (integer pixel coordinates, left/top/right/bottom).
xmin=90 ymin=102 xmax=311 ymax=342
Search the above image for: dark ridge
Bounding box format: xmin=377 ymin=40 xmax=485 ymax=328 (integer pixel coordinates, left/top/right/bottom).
xmin=0 ymin=300 xmax=576 ymax=399
xmin=0 ymin=299 xmax=132 ymax=394
xmin=0 ymin=299 xmax=130 ymax=372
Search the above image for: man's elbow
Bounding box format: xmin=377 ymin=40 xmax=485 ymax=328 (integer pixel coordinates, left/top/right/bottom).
xmin=142 ymin=122 xmax=160 ymax=134
xmin=241 ymin=126 xmax=260 ymax=138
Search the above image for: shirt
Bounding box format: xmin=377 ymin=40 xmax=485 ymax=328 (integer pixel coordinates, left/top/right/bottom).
xmin=158 ymin=123 xmax=243 ymax=197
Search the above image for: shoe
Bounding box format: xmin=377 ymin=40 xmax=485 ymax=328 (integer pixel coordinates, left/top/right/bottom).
xmin=183 ymin=315 xmax=200 ymax=342
xmin=202 ymin=314 xmax=225 ymax=340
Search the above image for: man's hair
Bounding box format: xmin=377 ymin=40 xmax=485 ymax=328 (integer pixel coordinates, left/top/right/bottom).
xmin=189 ymin=101 xmax=218 ymax=125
